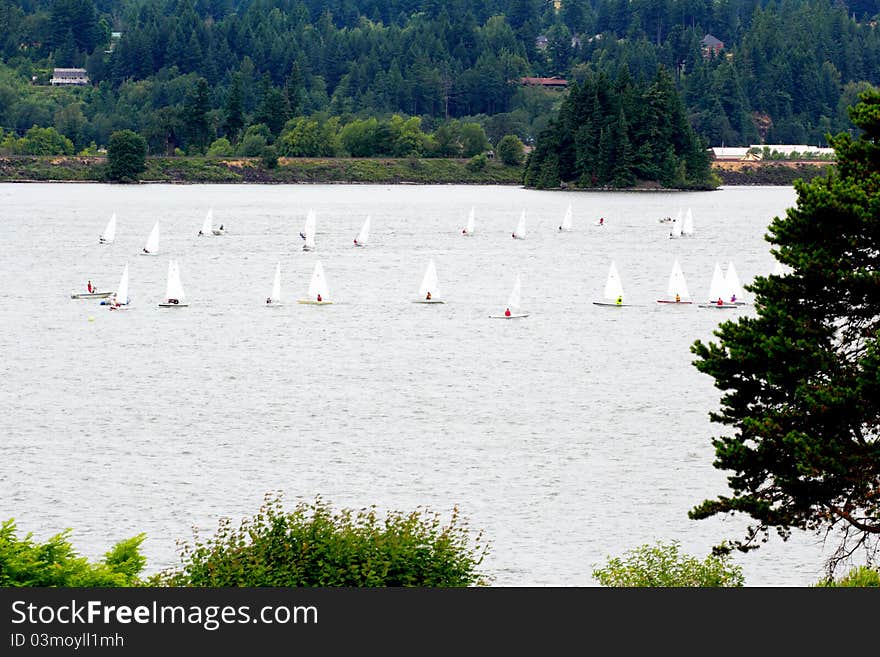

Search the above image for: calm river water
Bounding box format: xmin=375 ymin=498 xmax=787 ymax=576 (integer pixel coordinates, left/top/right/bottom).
xmin=0 ymin=182 xmax=835 ymax=585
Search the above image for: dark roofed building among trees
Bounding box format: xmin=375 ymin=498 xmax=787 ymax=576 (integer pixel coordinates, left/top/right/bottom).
xmin=701 ymin=34 xmax=724 ymax=57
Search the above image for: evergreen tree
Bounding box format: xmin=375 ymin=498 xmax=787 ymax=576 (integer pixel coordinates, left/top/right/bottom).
xmin=223 ymin=73 xmax=244 ymax=143
xmin=689 ymin=90 xmax=880 ymax=575
xmin=183 ymin=77 xmax=212 ymax=154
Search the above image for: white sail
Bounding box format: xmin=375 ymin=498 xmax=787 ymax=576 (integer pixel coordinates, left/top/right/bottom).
xmin=115 ymin=263 xmax=129 ymax=304
xmin=418 ymin=259 xmax=440 ymax=299
xmin=707 ymin=262 xmax=727 ymax=302
xmin=669 ymin=209 xmax=682 ymax=238
xmin=200 ymin=209 xmax=213 ymax=236
xmin=303 ymin=210 xmax=316 ymax=251
xmin=560 ymin=204 xmax=573 ymax=231
xmin=355 ymin=215 xmax=370 ymax=246
xmin=165 ymin=260 xmax=186 ymax=302
xmin=269 ymin=262 xmax=281 ymax=303
xmin=100 ymin=213 xmax=116 ymax=244
xmin=463 ymin=207 xmax=475 ymax=235
xmin=725 ymin=261 xmax=746 ymax=303
xmin=682 ymin=208 xmax=694 ymax=236
xmin=143 ymin=221 xmax=159 ymax=254
xmin=508 ymin=274 xmax=522 ymax=310
xmin=666 ymin=259 xmax=691 ymax=300
xmin=513 ymin=210 xmax=526 ymax=239
xmin=603 ymin=261 xmax=624 ymax=301
xmin=307 ymin=260 xmax=329 ymax=300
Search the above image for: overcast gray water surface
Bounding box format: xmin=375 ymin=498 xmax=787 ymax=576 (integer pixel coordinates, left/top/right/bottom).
xmin=0 ymin=182 xmax=836 ymax=585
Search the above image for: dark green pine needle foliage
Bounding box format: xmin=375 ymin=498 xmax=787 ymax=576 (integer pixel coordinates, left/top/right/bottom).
xmin=690 ymin=90 xmax=880 ymax=576
xmin=147 ymin=493 xmax=490 ymax=587
xmin=523 ymin=67 xmax=717 ymax=190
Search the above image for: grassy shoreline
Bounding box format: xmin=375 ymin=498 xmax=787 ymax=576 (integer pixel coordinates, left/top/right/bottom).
xmin=0 ymin=155 xmax=833 ymax=186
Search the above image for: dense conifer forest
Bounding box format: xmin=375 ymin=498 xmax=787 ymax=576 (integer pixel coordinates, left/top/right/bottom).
xmin=1 ymin=0 xmax=878 ymax=160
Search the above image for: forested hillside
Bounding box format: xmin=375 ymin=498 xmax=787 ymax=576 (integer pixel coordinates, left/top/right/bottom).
xmin=1 ymin=0 xmax=878 ymax=156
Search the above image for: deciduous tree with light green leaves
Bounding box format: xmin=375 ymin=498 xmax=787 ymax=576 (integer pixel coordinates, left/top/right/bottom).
xmin=106 ymin=129 xmax=147 ymax=182
xmin=592 ymin=541 xmax=744 ymax=587
xmin=690 ymin=89 xmax=880 ymax=577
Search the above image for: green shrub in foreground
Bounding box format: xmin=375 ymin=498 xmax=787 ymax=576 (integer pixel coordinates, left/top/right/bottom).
xmin=592 ymin=540 xmax=744 ymax=587
xmin=147 ymin=493 xmax=490 ymax=587
xmin=0 ymin=519 xmax=145 ymax=587
xmin=814 ymin=566 xmax=880 ymax=587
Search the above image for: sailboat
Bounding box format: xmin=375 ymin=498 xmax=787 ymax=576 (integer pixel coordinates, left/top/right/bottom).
xmin=724 ymin=261 xmax=748 ymax=304
xmin=99 ymin=213 xmax=116 ymax=244
xmin=354 ymin=215 xmax=370 ymax=247
xmin=300 ymin=209 xmax=316 ymax=251
xmin=70 ymin=279 xmax=113 ymax=299
xmin=413 ymin=258 xmax=444 ymax=303
xmin=141 ymin=221 xmax=159 ymax=255
xmin=298 ymin=260 xmax=332 ymax=304
xmin=593 ymin=261 xmax=632 ymax=306
xmin=681 ymin=208 xmax=695 ymax=236
xmin=698 ymin=262 xmax=737 ymax=308
xmin=490 ymin=274 xmax=529 ymax=318
xmin=198 ymin=209 xmax=213 ymax=236
xmin=657 ymin=258 xmax=693 ymax=304
xmin=158 ymin=260 xmax=188 ymax=307
xmin=668 ymin=209 xmax=682 ymax=239
xmin=212 ymin=217 xmax=225 ymax=235
xmin=265 ymin=262 xmax=282 ymax=306
xmin=558 ymin=204 xmax=573 ymax=232
xmin=512 ymin=210 xmax=526 ymax=239
xmin=106 ymin=263 xmax=131 ymax=310
xmin=462 ymin=207 xmax=475 ymax=236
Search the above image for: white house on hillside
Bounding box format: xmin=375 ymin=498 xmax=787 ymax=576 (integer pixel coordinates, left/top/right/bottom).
xmin=50 ymin=68 xmax=89 ymax=85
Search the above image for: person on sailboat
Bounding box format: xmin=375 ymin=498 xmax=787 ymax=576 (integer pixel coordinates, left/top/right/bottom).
xmin=87 ymin=280 xmax=93 ymax=293
xmin=266 ymin=297 xmax=272 ymax=304
xmin=426 ymin=291 xmax=432 ymax=300
xmin=616 ymin=295 xmax=622 ymax=306
xmin=219 ymin=224 xmax=224 ymax=231
xmin=143 ymin=247 xmax=150 ymax=254
xmin=317 ymin=294 xmax=322 ymax=302
xmin=717 ymin=297 xmax=724 ymax=306
xmin=675 ymin=293 xmax=681 ymax=303
xmin=504 ymin=308 xmax=511 ymax=317
xmin=730 ymin=293 xmax=737 ymax=303
xmin=299 ymin=231 xmax=306 ymax=240
xmin=599 ymin=217 xmax=605 ymax=226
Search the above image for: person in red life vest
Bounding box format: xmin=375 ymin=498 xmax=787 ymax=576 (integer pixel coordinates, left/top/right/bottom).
xmin=87 ymin=280 xmax=93 ymax=293
xmin=504 ymin=308 xmax=511 ymax=317
xmin=717 ymin=297 xmax=723 ymax=306
xmin=599 ymin=217 xmax=604 ymax=225
xmin=317 ymin=293 xmax=322 ymax=302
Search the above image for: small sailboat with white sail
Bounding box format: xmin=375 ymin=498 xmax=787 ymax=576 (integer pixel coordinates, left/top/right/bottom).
xmin=490 ymin=274 xmax=528 ymax=318
xmin=354 ymin=215 xmax=370 ymax=247
xmin=141 ymin=221 xmax=159 ymax=255
xmin=698 ymin=262 xmax=738 ymax=308
xmin=413 ymin=258 xmax=444 ymax=303
xmin=558 ymin=204 xmax=573 ymax=232
xmin=265 ymin=262 xmax=282 ymax=306
xmin=461 ymin=207 xmax=475 ymax=236
xmin=593 ymin=261 xmax=633 ymax=306
xmin=668 ymin=209 xmax=682 ymax=239
xmin=657 ymin=258 xmax=693 ymax=304
xmin=158 ymin=260 xmax=188 ymax=307
xmin=681 ymin=208 xmax=695 ymax=236
xmin=724 ymin=261 xmax=748 ymax=304
xmin=99 ymin=213 xmax=117 ymax=244
xmin=512 ymin=210 xmax=526 ymax=239
xmin=302 ymin=209 xmax=316 ymax=251
xmin=106 ymin=263 xmax=131 ymax=310
xmin=298 ymin=260 xmax=332 ymax=304
xmin=198 ymin=209 xmax=213 ymax=236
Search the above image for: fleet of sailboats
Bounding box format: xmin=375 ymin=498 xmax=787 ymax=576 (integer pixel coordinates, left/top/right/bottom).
xmin=73 ymin=203 xmax=755 ymax=315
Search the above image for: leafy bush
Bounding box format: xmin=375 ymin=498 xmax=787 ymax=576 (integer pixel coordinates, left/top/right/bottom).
xmin=206 ymin=137 xmax=234 ymax=157
xmin=106 ymin=129 xmax=147 ymax=182
xmin=814 ymin=566 xmax=880 ymax=587
xmin=466 ymin=153 xmax=487 ymax=171
xmin=261 ymin=145 xmax=278 ymax=169
xmin=0 ymin=519 xmax=145 ymax=586
xmin=147 ymin=493 xmax=490 ymax=586
xmin=496 ymin=134 xmax=525 ymax=165
xmin=592 ymin=541 xmax=744 ymax=587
